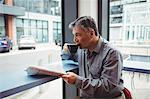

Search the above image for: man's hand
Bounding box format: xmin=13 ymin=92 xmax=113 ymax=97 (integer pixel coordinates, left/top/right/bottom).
xmin=61 ymin=72 xmax=77 ymax=84
xmin=63 ymin=43 xmax=69 ymax=52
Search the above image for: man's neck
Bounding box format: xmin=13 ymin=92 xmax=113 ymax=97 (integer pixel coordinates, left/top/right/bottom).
xmin=88 ymin=36 xmax=99 ymax=52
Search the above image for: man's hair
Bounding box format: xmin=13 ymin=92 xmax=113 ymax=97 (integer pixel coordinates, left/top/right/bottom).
xmin=69 ymin=16 xmax=99 ymax=36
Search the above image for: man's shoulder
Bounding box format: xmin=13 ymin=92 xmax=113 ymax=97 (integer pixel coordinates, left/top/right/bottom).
xmin=102 ymin=40 xmax=121 ymax=54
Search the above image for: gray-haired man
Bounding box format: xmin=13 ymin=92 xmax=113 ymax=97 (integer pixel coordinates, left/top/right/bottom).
xmin=61 ymin=16 xmax=125 ymax=99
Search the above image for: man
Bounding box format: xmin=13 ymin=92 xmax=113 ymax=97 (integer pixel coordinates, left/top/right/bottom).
xmin=61 ymin=16 xmax=125 ymax=99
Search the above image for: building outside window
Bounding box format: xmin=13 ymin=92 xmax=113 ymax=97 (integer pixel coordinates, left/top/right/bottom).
xmin=13 ymin=0 xmax=61 ymax=45
xmin=13 ymin=0 xmax=61 ymax=16
xmin=53 ymin=21 xmax=61 ymax=45
xmin=16 ymin=18 xmax=49 ymax=43
xmin=0 ymin=16 xmax=5 ymax=36
xmin=110 ymin=5 xmax=123 ymax=15
xmin=109 ymin=1 xmax=150 ymax=98
xmin=109 ymin=0 xmax=150 ymax=66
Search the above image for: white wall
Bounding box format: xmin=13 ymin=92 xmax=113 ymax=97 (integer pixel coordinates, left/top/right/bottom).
xmin=78 ymin=0 xmax=98 ymax=25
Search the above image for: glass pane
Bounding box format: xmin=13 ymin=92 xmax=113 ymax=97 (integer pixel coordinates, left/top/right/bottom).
xmin=31 ymin=28 xmax=36 ymax=39
xmin=24 ymin=28 xmax=29 ymax=35
xmin=0 ymin=26 xmax=5 ymax=36
xmin=43 ymin=21 xmax=48 ymax=28
xmin=31 ymin=20 xmax=36 ymax=28
xmin=58 ymin=22 xmax=61 ymax=29
xmin=0 ymin=16 xmax=4 ymax=26
xmin=4 ymin=0 xmax=62 ymax=48
xmin=43 ymin=29 xmax=48 ymax=42
xmin=24 ymin=19 xmax=30 ymax=28
xmin=37 ymin=20 xmax=42 ymax=28
xmin=53 ymin=22 xmax=57 ymax=28
xmin=37 ymin=29 xmax=43 ymax=43
xmin=109 ymin=0 xmax=150 ymax=63
xmin=0 ymin=16 xmax=5 ymax=36
xmin=16 ymin=27 xmax=24 ymax=42
xmin=13 ymin=0 xmax=26 ymax=8
xmin=53 ymin=21 xmax=62 ymax=45
xmin=16 ymin=19 xmax=23 ymax=27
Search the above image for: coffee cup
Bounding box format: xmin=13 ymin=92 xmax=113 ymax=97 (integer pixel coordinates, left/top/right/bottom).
xmin=67 ymin=43 xmax=78 ymax=54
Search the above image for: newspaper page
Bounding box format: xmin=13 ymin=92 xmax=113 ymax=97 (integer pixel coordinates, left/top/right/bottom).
xmin=26 ymin=62 xmax=66 ymax=77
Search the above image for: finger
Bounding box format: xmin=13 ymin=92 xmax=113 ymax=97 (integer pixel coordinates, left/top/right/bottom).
xmin=63 ymin=43 xmax=69 ymax=51
xmin=63 ymin=77 xmax=70 ymax=84
xmin=58 ymin=74 xmax=64 ymax=78
xmin=61 ymin=74 xmax=68 ymax=78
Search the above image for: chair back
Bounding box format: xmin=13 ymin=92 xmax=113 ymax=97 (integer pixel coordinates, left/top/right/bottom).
xmin=123 ymin=87 xmax=132 ymax=99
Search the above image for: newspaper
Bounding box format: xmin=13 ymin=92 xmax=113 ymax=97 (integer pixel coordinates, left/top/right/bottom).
xmin=25 ymin=62 xmax=66 ymax=77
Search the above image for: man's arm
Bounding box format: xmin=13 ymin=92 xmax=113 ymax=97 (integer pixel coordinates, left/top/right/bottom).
xmin=63 ymin=49 xmax=123 ymax=97
xmin=61 ymin=43 xmax=78 ymax=61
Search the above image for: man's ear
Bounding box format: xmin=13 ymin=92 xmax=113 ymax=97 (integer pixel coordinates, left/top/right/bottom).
xmin=89 ymin=28 xmax=95 ymax=36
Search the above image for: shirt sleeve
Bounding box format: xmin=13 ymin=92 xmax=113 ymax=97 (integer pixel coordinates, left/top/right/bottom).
xmin=61 ymin=49 xmax=78 ymax=62
xmin=75 ymin=49 xmax=123 ymax=97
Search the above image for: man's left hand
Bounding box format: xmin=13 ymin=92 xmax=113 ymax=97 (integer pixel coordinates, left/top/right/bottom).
xmin=61 ymin=72 xmax=77 ymax=84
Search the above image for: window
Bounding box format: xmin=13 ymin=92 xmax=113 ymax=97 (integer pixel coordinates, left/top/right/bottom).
xmin=110 ymin=17 xmax=122 ymax=24
xmin=16 ymin=19 xmax=49 ymax=43
xmin=13 ymin=0 xmax=61 ymax=16
xmin=0 ymin=16 xmax=5 ymax=36
xmin=14 ymin=0 xmax=61 ymax=45
xmin=53 ymin=21 xmax=62 ymax=45
xmin=109 ymin=0 xmax=150 ymax=63
xmin=123 ymin=0 xmax=147 ymax=4
xmin=0 ymin=0 xmax=4 ymax=4
xmin=110 ymin=5 xmax=123 ymax=15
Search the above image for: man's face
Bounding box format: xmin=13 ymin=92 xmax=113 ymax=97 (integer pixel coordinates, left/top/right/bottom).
xmin=72 ymin=26 xmax=92 ymax=49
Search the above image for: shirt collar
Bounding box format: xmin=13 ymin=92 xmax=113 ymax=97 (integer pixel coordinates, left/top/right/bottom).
xmin=86 ymin=36 xmax=103 ymax=54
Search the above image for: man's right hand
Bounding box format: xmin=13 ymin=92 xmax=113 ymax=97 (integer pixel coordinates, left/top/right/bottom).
xmin=63 ymin=43 xmax=69 ymax=52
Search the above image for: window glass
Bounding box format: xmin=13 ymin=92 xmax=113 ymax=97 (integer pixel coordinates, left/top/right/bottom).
xmin=43 ymin=29 xmax=48 ymax=42
xmin=31 ymin=28 xmax=36 ymax=39
xmin=0 ymin=0 xmax=4 ymax=4
xmin=0 ymin=16 xmax=5 ymax=36
xmin=31 ymin=20 xmax=36 ymax=28
xmin=109 ymin=0 xmax=150 ymax=64
xmin=16 ymin=27 xmax=24 ymax=42
xmin=37 ymin=20 xmax=42 ymax=28
xmin=13 ymin=0 xmax=61 ymax=16
xmin=58 ymin=22 xmax=61 ymax=29
xmin=0 ymin=26 xmax=5 ymax=36
xmin=43 ymin=21 xmax=48 ymax=28
xmin=37 ymin=29 xmax=43 ymax=43
xmin=23 ymin=19 xmax=30 ymax=28
xmin=15 ymin=0 xmax=62 ymax=44
xmin=53 ymin=21 xmax=62 ymax=45
xmin=16 ymin=18 xmax=50 ymax=43
xmin=13 ymin=0 xmax=26 ymax=8
xmin=16 ymin=19 xmax=23 ymax=27
xmin=24 ymin=28 xmax=29 ymax=35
